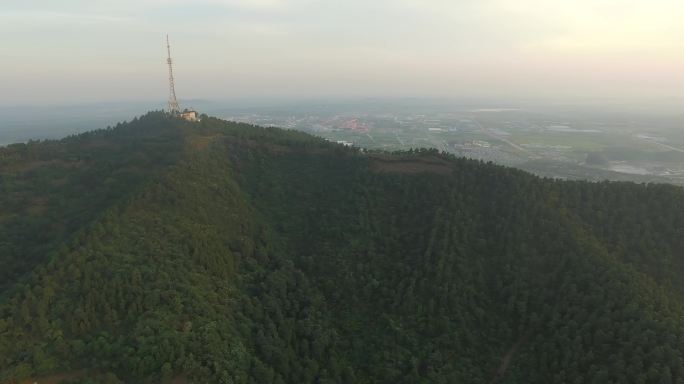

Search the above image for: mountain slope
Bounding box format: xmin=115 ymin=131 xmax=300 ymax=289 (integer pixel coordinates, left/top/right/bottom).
xmin=0 ymin=112 xmax=683 ymax=383
xmin=0 ymin=113 xmax=185 ymax=290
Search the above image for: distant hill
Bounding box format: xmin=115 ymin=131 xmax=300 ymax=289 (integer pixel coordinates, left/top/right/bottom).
xmin=1 ymin=112 xmax=683 ymax=383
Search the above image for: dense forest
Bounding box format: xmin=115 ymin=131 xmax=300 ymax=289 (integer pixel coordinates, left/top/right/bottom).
xmin=0 ymin=112 xmax=683 ymax=383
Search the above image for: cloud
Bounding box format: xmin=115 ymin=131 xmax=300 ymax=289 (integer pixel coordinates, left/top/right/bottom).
xmin=0 ymin=9 xmax=133 ymax=24
xmin=206 ymin=0 xmax=288 ymax=10
xmin=2 ymin=0 xmax=684 ymax=103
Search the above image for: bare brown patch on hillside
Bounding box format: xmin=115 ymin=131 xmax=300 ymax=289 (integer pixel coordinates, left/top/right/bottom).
xmin=243 ymin=139 xmax=292 ymax=154
xmin=52 ymin=177 xmax=69 ymax=187
xmin=190 ymin=134 xmax=223 ymax=150
xmin=17 ymin=370 xmax=86 ymax=384
xmin=0 ymin=159 xmax=83 ymax=175
xmin=27 ymin=196 xmax=49 ymax=216
xmin=224 ymin=138 xmax=294 ymax=156
xmin=0 ymin=160 xmax=63 ymax=173
xmin=369 ymin=155 xmax=453 ymax=175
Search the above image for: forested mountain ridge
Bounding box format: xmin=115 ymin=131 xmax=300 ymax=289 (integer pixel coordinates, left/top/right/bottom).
xmin=0 ymin=112 xmax=683 ymax=383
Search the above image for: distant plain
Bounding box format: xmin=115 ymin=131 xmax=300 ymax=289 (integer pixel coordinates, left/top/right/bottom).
xmin=3 ymin=99 xmax=684 ymax=185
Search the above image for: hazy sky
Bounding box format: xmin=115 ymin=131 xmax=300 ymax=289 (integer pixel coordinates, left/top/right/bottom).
xmin=2 ymin=0 xmax=684 ymax=105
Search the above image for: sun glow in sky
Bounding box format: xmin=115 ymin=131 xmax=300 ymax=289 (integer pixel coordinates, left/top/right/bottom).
xmin=2 ymin=0 xmax=683 ymax=104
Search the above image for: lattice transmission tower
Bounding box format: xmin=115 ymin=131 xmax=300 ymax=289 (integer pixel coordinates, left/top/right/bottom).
xmin=166 ymin=34 xmax=181 ymax=114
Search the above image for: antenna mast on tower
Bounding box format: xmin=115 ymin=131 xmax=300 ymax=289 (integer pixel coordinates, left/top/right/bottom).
xmin=166 ymin=34 xmax=181 ymax=114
